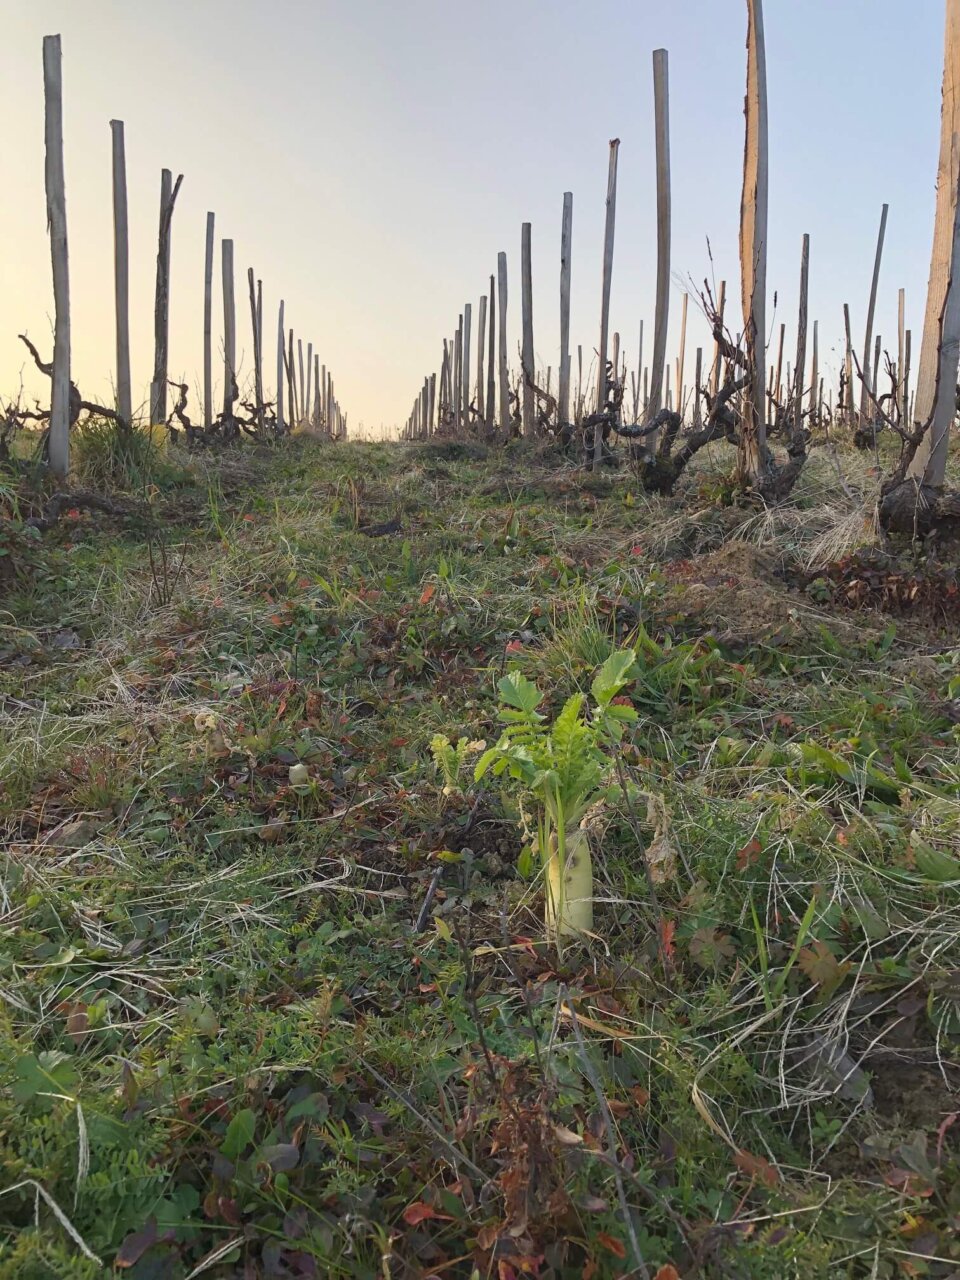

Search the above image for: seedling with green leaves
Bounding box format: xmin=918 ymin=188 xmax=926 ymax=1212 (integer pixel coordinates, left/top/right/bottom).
xmin=474 ymin=649 xmax=638 ymax=941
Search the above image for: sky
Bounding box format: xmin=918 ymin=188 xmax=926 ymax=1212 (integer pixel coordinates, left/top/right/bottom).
xmin=0 ymin=1 xmax=947 ymax=438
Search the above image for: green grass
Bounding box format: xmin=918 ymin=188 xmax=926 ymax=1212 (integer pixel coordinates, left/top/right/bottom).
xmin=1 ymin=437 xmax=960 ymax=1279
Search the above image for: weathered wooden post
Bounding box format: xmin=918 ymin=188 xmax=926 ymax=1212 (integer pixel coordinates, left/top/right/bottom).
xmin=843 ymin=304 xmax=855 ymax=424
xmin=633 ymin=320 xmax=644 ymax=420
xmin=559 ymin=192 xmax=573 ymax=430
xmin=675 ymin=291 xmax=687 ymax=419
xmin=710 ymin=279 xmax=726 ymax=398
xmin=592 ymin=139 xmax=620 ymax=463
xmin=859 ymin=203 xmax=889 ymax=424
xmin=737 ymin=0 xmax=769 ymax=485
xmin=521 ymin=223 xmax=536 ymax=436
xmin=203 ymin=212 xmax=215 ymax=429
xmin=793 ymin=233 xmax=809 ymax=430
xmin=773 ymin=322 xmax=785 ymax=413
xmin=429 ymin=371 xmax=436 ymax=436
xmin=247 ymin=267 xmax=264 ymax=434
xmin=498 ymin=252 xmax=510 ymax=437
xmin=42 ymin=35 xmax=70 ymax=476
xmin=648 ymin=51 xmax=671 ymax=439
xmin=486 ymin=274 xmax=496 ymax=432
xmin=693 ymin=347 xmax=703 ymax=427
xmin=477 ymin=295 xmax=487 ymax=421
xmin=276 ymin=301 xmax=285 ymax=433
xmin=462 ymin=302 xmax=472 ymax=425
xmin=305 ymin=342 xmax=313 ymax=428
xmin=810 ymin=320 xmax=819 ymax=426
xmin=151 ymin=169 xmax=182 ymax=426
xmin=321 ymin=362 xmax=327 ymax=431
xmin=897 ymin=287 xmax=906 ymax=422
xmin=287 ymin=329 xmax=296 ymax=424
xmin=454 ymin=316 xmax=463 ymax=431
xmin=898 ymin=2 xmax=960 ymax=494
xmin=297 ymin=339 xmax=305 ymax=424
xmin=221 ymin=237 xmax=236 ymax=419
xmin=109 ymin=119 xmax=132 ymax=429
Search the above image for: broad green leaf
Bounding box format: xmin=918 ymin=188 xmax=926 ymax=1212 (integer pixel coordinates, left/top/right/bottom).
xmin=591 ymin=648 xmax=636 ymax=706
xmin=497 ymin=670 xmax=542 ymax=713
xmin=221 ymin=1107 xmax=257 ymax=1159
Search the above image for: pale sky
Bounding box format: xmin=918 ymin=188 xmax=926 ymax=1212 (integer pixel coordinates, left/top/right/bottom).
xmin=0 ymin=1 xmax=945 ymax=437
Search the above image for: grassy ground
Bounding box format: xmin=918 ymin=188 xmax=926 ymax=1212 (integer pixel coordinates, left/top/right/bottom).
xmin=2 ymin=434 xmax=960 ymax=1279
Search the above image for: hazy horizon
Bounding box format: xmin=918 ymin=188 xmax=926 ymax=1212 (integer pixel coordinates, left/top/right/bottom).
xmin=0 ymin=1 xmax=945 ymax=436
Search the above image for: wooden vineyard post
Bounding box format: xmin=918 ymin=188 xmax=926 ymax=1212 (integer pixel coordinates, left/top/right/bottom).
xmin=897 ymin=287 xmax=906 ymax=422
xmin=203 ymin=212 xmax=215 ymax=429
xmin=486 ymin=274 xmax=496 ymax=432
xmin=221 ymin=237 xmax=236 ymax=420
xmin=559 ymin=191 xmax=573 ymax=431
xmin=648 ymin=50 xmax=671 ymax=435
xmin=859 ymin=202 xmax=889 ymax=426
xmin=810 ymin=319 xmax=819 ymax=427
xmin=793 ymin=233 xmax=809 ymax=431
xmin=321 ymin=362 xmax=327 ymax=433
xmin=276 ymin=301 xmax=285 ymax=433
xmin=498 ymin=252 xmax=509 ymax=437
xmin=521 ymin=223 xmax=536 ymax=436
xmin=593 ymin=139 xmax=619 ymax=465
xmin=737 ymin=0 xmax=769 ymax=485
xmin=43 ymin=35 xmax=71 ymax=476
xmin=675 ymin=291 xmax=687 ymax=419
xmin=454 ymin=315 xmax=463 ymax=431
xmin=429 ymin=371 xmax=436 ymax=436
xmin=693 ymin=347 xmax=703 ymax=427
xmin=633 ymin=320 xmax=643 ymax=420
xmin=710 ymin=279 xmax=726 ymax=398
xmin=247 ymin=267 xmax=264 ymax=434
xmin=477 ymin=295 xmax=487 ymax=421
xmin=110 ymin=119 xmax=132 ymax=429
xmin=843 ymin=304 xmax=855 ymax=425
xmin=151 ymin=168 xmax=182 ymax=427
xmin=287 ymin=329 xmax=296 ymax=424
xmin=313 ymin=354 xmax=320 ymax=426
xmin=462 ymin=302 xmax=472 ymax=426
xmin=773 ymin=323 xmax=785 ymax=415
xmin=908 ymin=0 xmax=960 ymax=491
xmin=305 ymin=342 xmax=313 ymax=429
xmin=297 ymin=339 xmax=305 ymax=424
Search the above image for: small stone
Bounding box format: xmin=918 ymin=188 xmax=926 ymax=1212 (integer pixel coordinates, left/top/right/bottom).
xmin=288 ymin=763 xmax=310 ymax=786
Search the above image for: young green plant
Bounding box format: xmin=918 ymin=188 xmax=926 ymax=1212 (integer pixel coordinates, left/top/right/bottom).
xmin=475 ymin=649 xmax=638 ymax=942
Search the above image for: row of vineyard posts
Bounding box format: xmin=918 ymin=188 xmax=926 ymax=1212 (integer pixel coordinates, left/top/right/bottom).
xmin=400 ymin=0 xmax=960 ymax=533
xmin=30 ymin=34 xmax=350 ymax=480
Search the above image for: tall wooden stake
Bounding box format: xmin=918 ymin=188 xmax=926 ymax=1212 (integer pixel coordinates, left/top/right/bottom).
xmin=498 ymin=253 xmax=510 ymax=437
xmin=151 ymin=169 xmax=181 ymax=426
xmin=737 ymin=0 xmax=770 ymax=484
xmin=110 ymin=119 xmax=131 ymax=429
xmin=648 ymin=51 xmax=671 ymax=430
xmin=857 ymin=202 xmax=889 ymax=425
xmin=521 ymin=223 xmax=536 ymax=436
xmin=486 ymin=274 xmax=496 ymax=432
xmin=276 ymin=301 xmax=285 ymax=433
xmin=203 ymin=211 xmax=215 ymax=429
xmin=247 ymin=267 xmax=264 ymax=434
xmin=793 ymin=233 xmax=810 ymax=430
xmin=462 ymin=302 xmax=472 ymax=425
xmin=221 ymin=237 xmax=236 ymax=419
xmin=559 ymin=191 xmax=573 ymax=428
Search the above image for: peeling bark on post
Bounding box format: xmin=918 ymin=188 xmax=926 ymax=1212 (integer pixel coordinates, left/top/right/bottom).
xmin=247 ymin=267 xmax=264 ymax=434
xmin=110 ymin=119 xmax=131 ymax=429
xmin=737 ymin=0 xmax=769 ymax=485
xmin=203 ymin=212 xmax=215 ymax=429
xmin=498 ymin=253 xmax=510 ymax=437
xmin=648 ymin=51 xmax=671 ymax=429
xmin=486 ymin=274 xmax=496 ymax=432
xmin=276 ymin=301 xmax=285 ymax=434
xmin=908 ymin=0 xmax=960 ymax=488
xmin=859 ymin=203 xmax=889 ymax=425
xmin=794 ymin=234 xmax=809 ymax=430
xmin=476 ymin=295 xmax=487 ymax=421
xmin=221 ymin=237 xmax=236 ymax=419
xmin=151 ymin=169 xmax=182 ymax=426
xmin=43 ymin=35 xmax=70 ymax=476
xmin=462 ymin=302 xmax=472 ymax=426
xmin=521 ymin=223 xmax=536 ymax=437
xmin=559 ymin=192 xmax=573 ymax=430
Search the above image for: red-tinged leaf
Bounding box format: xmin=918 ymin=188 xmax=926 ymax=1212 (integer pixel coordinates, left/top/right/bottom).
xmin=505 ymin=639 xmax=524 ymax=653
xmin=630 ymin=544 xmax=644 ymax=555
xmin=654 ymin=1267 xmax=682 ymax=1280
xmin=736 ymin=837 xmax=762 ymax=871
xmin=418 ymin=983 xmax=438 ymax=994
xmin=498 ymin=1263 xmax=518 ymax=1280
xmin=936 ymin=1111 xmax=959 ymax=1163
xmin=735 ymin=1148 xmax=780 ymax=1187
xmin=401 ymin=1201 xmax=452 ymax=1226
xmin=115 ymin=1220 xmax=175 ymax=1267
xmin=659 ymin=917 xmax=676 ymax=961
xmin=883 ymin=1167 xmax=935 ymax=1197
xmin=269 ymin=614 xmax=284 ymax=627
xmin=631 ymin=1085 xmax=650 ymax=1109
xmin=797 ymin=939 xmax=848 ymax=991
xmin=66 ymin=508 xmax=81 ymax=520
xmin=596 ymin=1232 xmax=626 ymax=1259
xmin=242 ymin=513 xmax=255 ymax=523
